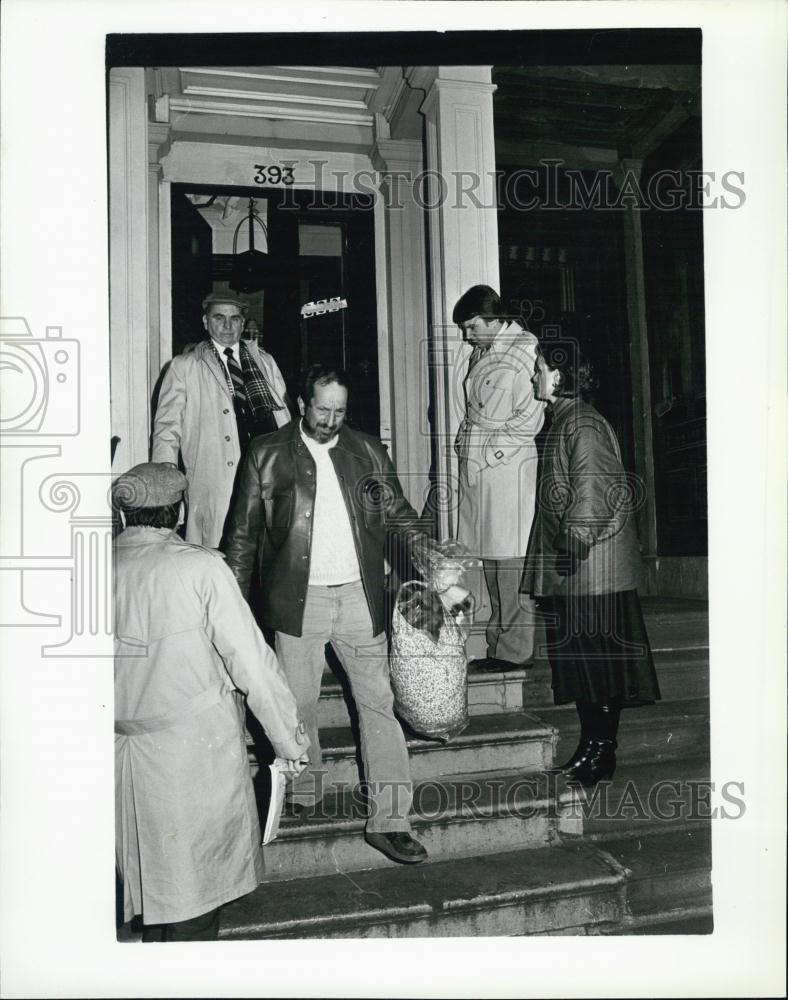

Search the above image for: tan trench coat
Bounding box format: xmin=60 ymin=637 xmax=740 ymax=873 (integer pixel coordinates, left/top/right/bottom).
xmin=114 ymin=526 xmax=305 ymax=926
xmin=455 ymin=322 xmax=546 ymax=558
xmin=151 ymin=339 xmax=290 ymax=548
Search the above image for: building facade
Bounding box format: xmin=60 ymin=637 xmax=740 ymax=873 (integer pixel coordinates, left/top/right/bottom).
xmin=109 ymin=57 xmax=707 ymax=597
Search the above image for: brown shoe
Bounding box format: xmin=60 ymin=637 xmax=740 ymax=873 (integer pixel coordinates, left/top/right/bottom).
xmin=365 ymin=831 xmax=428 ymax=865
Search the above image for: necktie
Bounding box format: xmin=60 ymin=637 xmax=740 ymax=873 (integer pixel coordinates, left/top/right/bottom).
xmin=223 ymin=347 xmax=247 ymax=404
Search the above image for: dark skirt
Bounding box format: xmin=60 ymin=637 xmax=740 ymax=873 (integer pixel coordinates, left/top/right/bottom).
xmin=539 ymin=590 xmax=661 ymax=706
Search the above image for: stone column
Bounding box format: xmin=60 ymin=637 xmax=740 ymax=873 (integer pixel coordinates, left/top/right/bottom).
xmin=617 ymin=158 xmax=658 ymax=556
xmin=371 ymin=138 xmax=431 ymax=512
xmin=408 ymin=66 xmax=500 ymax=539
xmin=109 ymin=68 xmax=150 ymax=470
xmin=147 ymin=121 xmax=172 ymax=395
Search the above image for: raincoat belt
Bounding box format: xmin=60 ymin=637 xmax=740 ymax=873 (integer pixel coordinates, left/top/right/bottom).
xmin=115 ymin=683 xmax=227 ymax=736
xmin=461 ymin=413 xmax=510 ymax=433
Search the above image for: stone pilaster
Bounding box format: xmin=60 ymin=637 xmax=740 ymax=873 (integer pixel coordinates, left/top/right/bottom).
xmin=109 ymin=68 xmax=150 ymax=470
xmin=147 ymin=120 xmax=172 ymax=392
xmin=617 ymin=157 xmax=658 ymax=555
xmin=409 ymin=67 xmax=500 ymax=538
xmin=371 ymin=138 xmax=431 ymax=512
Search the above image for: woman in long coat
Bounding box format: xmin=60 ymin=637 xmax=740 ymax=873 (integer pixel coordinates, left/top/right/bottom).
xmin=522 ymin=341 xmax=661 ymax=785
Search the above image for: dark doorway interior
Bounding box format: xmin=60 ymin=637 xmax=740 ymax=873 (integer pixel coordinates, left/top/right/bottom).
xmin=642 ymin=118 xmax=707 ymax=556
xmin=497 ymin=166 xmax=635 ymax=475
xmin=169 ymin=184 xmax=380 ymax=436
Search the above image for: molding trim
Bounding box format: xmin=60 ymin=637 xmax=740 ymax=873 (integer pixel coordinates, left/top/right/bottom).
xmin=169 ymin=96 xmax=373 ymax=127
xmin=181 ymin=87 xmax=369 ymax=112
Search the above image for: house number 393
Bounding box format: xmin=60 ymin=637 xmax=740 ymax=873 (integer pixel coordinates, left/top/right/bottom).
xmin=253 ymin=164 xmax=295 ymax=186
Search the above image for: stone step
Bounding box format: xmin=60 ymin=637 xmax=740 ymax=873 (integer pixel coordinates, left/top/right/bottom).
xmin=589 ymin=827 xmax=713 ymax=935
xmin=555 ymin=754 xmax=713 ymax=840
xmin=639 ymin=605 xmax=708 ymax=651
xmin=628 ymin=908 xmax=714 ymax=935
xmin=259 ymin=753 xmax=714 ymax=882
xmin=314 ymin=643 xmax=709 ymax=731
xmin=249 ymin=710 xmax=556 ymax=787
xmin=464 ymin=598 xmax=707 ymax=660
xmin=219 ymin=842 xmax=629 ymax=939
xmin=523 ymin=646 xmax=709 ymax=709
xmin=535 ymin=696 xmax=710 ymax=769
xmin=316 ymin=659 xmax=527 ymax=729
xmin=261 ymin=769 xmax=564 ymax=880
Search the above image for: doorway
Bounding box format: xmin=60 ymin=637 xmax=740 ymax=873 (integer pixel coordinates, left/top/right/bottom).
xmin=169 ymin=183 xmax=380 ymax=435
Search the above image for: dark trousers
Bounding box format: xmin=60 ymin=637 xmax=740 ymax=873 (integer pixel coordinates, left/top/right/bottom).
xmin=142 ymin=906 xmax=221 ymax=942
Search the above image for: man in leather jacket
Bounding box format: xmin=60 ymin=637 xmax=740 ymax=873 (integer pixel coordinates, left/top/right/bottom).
xmin=222 ymin=365 xmax=428 ymax=865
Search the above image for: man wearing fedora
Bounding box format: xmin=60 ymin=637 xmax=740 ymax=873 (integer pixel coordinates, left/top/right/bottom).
xmin=151 ymin=291 xmax=291 ymax=548
xmin=113 ymin=461 xmax=309 ymax=941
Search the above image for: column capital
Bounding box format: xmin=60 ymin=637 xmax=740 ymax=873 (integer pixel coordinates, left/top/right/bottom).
xmin=148 ymin=121 xmax=172 ymax=168
xmin=407 ymin=65 xmax=494 ymax=93
xmin=420 ymin=77 xmax=497 ymax=120
xmin=615 ymin=157 xmax=645 ymax=186
xmin=371 ymin=137 xmax=423 ymax=175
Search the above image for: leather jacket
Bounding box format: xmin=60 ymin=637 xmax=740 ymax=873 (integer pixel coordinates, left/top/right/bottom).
xmin=222 ymin=420 xmax=424 ymax=637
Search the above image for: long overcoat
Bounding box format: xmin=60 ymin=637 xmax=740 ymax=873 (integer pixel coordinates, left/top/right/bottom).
xmin=454 ymin=322 xmax=545 ymax=559
xmin=151 ymin=339 xmax=290 ymax=548
xmin=114 ymin=526 xmax=305 ymax=926
xmin=522 ymin=397 xmax=643 ymax=596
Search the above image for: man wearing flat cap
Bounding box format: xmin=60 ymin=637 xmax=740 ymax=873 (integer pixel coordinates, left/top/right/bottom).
xmin=113 ymin=461 xmax=308 ymax=941
xmin=151 ymin=291 xmax=291 ymax=548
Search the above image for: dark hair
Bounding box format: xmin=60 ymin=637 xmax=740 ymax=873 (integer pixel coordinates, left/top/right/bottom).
xmin=452 ymin=285 xmax=507 ymax=326
xmin=299 ymin=364 xmax=351 ymax=406
xmin=120 ymin=503 xmax=181 ymax=529
xmin=538 ymin=338 xmax=599 ymax=400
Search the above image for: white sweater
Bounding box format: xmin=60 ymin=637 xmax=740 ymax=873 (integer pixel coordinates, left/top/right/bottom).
xmin=300 ymin=425 xmax=361 ymax=586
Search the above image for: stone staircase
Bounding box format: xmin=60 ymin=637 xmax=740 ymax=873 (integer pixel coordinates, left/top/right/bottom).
xmin=217 ymin=597 xmax=711 ymax=939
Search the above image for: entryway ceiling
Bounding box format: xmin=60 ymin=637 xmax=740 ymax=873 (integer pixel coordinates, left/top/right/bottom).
xmin=492 ymin=65 xmax=700 ymax=164
xmin=149 ymin=64 xmax=699 ymax=164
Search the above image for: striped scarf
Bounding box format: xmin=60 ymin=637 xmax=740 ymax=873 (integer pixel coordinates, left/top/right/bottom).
xmin=212 ymin=341 xmax=280 ymax=422
xmin=238 ymin=340 xmax=280 ymax=420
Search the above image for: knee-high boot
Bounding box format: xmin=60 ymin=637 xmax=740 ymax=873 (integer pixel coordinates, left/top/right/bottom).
xmin=566 ymin=701 xmax=620 ymax=786
xmin=548 ymin=700 xmax=597 ymax=773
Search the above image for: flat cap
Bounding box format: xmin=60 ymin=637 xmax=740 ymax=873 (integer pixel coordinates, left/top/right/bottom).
xmin=113 ymin=462 xmax=188 ymax=509
xmin=201 ymin=290 xmax=247 ymax=312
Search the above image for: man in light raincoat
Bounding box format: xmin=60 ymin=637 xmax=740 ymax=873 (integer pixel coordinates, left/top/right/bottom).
xmin=453 ymin=285 xmax=546 ymax=672
xmin=113 ymin=462 xmax=308 ymax=941
xmin=151 ymin=291 xmax=291 ymax=548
